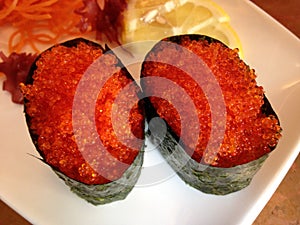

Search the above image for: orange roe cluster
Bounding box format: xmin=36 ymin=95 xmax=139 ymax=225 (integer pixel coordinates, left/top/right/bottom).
xmin=21 ymin=41 xmax=144 ymax=184
xmin=142 ymin=36 xmax=282 ymax=167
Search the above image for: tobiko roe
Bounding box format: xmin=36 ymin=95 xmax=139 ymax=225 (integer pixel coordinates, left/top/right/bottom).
xmin=141 ymin=34 xmax=282 ymax=195
xmin=21 ymin=38 xmax=145 ymax=205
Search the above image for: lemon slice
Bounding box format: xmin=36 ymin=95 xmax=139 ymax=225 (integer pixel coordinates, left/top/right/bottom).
xmin=122 ymin=0 xmax=242 ymax=53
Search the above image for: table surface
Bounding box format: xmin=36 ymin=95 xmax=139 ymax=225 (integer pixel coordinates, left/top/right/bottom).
xmin=0 ymin=0 xmax=299 ymax=224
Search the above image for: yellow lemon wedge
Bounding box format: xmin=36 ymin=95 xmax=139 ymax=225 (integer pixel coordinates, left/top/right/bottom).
xmin=122 ymin=0 xmax=243 ymax=54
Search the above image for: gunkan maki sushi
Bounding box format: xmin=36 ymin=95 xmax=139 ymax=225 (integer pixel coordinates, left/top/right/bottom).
xmin=141 ymin=34 xmax=282 ymax=195
xmin=21 ymin=38 xmax=145 ymax=204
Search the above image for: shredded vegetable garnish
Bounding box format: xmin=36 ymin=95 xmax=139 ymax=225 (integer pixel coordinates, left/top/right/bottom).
xmin=0 ymin=0 xmax=84 ymax=53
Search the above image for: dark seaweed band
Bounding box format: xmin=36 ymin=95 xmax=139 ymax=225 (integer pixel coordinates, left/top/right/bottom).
xmin=149 ymin=130 xmax=267 ymax=195
xmin=54 ymin=146 xmax=144 ymax=205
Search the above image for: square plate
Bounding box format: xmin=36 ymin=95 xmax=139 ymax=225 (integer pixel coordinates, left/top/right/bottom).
xmin=0 ymin=0 xmax=299 ymax=224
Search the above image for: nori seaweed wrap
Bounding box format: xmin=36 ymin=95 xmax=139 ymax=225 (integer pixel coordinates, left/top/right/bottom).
xmin=21 ymin=38 xmax=145 ymax=204
xmin=140 ymin=34 xmax=282 ymax=195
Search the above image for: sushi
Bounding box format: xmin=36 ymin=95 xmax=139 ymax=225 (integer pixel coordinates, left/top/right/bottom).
xmin=19 ymin=34 xmax=282 ymax=199
xmin=21 ymin=38 xmax=145 ymax=204
xmin=140 ymin=34 xmax=282 ymax=195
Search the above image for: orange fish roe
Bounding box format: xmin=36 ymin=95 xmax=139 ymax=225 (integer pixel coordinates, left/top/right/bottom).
xmin=142 ymin=35 xmax=282 ymax=168
xmin=21 ymin=40 xmax=144 ymax=185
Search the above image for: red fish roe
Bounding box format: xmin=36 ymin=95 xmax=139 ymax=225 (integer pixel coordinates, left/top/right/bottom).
xmin=142 ymin=36 xmax=282 ymax=167
xmin=21 ymin=41 xmax=144 ymax=185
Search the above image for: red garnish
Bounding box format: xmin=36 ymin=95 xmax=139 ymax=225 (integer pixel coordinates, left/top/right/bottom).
xmin=0 ymin=51 xmax=36 ymax=104
xmin=75 ymin=0 xmax=128 ymax=44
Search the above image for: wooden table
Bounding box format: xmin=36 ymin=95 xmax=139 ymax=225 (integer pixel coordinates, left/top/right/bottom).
xmin=0 ymin=0 xmax=299 ymax=224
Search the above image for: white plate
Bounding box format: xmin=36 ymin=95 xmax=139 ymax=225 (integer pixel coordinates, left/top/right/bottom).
xmin=0 ymin=0 xmax=299 ymax=225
